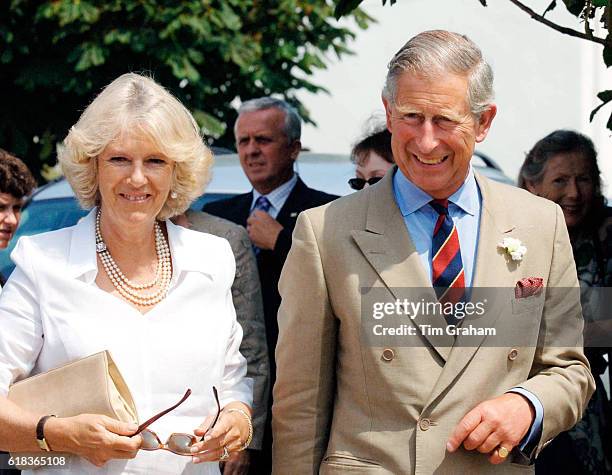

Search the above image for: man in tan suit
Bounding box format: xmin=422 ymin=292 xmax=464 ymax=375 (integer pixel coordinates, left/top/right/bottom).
xmin=272 ymin=30 xmax=594 ymax=474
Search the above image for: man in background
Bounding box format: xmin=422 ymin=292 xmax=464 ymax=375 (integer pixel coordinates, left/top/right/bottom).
xmin=203 ymin=97 xmax=337 ymax=473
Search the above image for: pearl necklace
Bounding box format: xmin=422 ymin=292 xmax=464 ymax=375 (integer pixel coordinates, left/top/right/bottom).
xmin=95 ymin=209 xmax=172 ymax=306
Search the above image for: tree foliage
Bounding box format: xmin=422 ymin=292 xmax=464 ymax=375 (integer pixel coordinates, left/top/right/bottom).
xmin=334 ymin=0 xmax=612 ymax=131
xmin=0 ymin=0 xmax=373 ymax=178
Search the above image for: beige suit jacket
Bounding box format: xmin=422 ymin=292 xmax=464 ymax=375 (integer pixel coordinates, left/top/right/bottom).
xmin=272 ymin=170 xmax=594 ymax=474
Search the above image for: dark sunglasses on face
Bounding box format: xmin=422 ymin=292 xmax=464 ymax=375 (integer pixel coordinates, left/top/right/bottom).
xmin=131 ymin=387 xmax=221 ymax=456
xmin=348 ymin=176 xmax=383 ymax=190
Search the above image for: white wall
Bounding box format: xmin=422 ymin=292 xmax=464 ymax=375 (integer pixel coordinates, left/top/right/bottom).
xmin=298 ymin=0 xmax=612 ymax=190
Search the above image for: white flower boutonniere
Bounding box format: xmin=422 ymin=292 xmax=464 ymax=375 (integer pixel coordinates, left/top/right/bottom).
xmin=498 ymin=237 xmax=527 ymax=262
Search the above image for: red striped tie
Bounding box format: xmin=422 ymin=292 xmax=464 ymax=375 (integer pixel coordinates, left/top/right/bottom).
xmin=430 ymin=199 xmax=465 ymax=323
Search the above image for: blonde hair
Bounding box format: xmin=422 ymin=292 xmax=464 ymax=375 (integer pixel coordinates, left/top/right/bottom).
xmin=58 ymin=73 xmax=212 ymax=219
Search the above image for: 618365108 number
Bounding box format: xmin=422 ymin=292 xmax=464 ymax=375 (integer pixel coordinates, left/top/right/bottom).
xmin=8 ymin=455 xmax=67 ymax=467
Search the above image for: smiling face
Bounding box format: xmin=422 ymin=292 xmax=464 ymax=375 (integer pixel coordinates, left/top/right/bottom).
xmin=235 ymin=108 xmax=301 ymax=194
xmin=0 ymin=193 xmax=24 ymax=249
xmin=97 ymin=130 xmax=174 ymax=229
xmin=383 ymin=71 xmax=496 ymax=198
xmin=526 ymin=152 xmax=595 ymax=229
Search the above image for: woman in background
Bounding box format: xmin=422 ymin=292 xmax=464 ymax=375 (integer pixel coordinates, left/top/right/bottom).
xmin=519 ymin=129 xmax=611 ymax=475
xmin=348 ymin=125 xmax=394 ymax=191
xmin=0 ymin=149 xmax=36 ymax=287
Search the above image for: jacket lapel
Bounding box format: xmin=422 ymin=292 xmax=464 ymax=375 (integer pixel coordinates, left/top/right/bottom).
xmin=351 ymin=171 xmax=453 ymax=362
xmin=235 ymin=192 xmax=253 ymax=225
xmin=276 ymin=177 xmax=308 ymax=226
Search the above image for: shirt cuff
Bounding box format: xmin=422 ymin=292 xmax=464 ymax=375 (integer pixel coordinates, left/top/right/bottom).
xmin=507 ymin=387 xmax=543 ymax=460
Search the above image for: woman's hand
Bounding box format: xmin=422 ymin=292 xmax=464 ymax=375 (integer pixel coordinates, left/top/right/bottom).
xmin=190 ymin=402 xmax=252 ymax=464
xmin=45 ymin=414 xmax=142 ymax=467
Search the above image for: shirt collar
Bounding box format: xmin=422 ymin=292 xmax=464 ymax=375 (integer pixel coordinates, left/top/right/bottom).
xmin=67 ymin=208 xmax=204 ymax=284
xmin=393 ymin=166 xmax=479 ymax=217
xmin=251 ymin=173 xmax=298 ymax=211
xmin=67 ymin=209 xmax=98 ymax=283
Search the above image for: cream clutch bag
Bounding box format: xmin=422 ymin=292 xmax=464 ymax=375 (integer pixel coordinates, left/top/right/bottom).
xmin=7 ymin=350 xmax=138 ymax=468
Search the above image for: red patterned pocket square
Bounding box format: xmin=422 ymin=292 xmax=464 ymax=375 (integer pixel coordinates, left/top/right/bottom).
xmin=515 ymin=277 xmax=544 ymax=299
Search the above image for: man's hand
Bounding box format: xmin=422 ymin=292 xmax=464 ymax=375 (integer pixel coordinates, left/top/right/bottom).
xmin=247 ymin=210 xmax=283 ymax=250
xmin=446 ymin=393 xmax=535 ymax=465
xmin=220 ymin=449 xmax=251 ymax=475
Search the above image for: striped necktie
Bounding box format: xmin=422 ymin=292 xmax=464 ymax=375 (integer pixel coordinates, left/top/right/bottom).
xmin=252 ymin=196 xmax=271 ymax=255
xmin=430 ymin=199 xmax=465 ymax=324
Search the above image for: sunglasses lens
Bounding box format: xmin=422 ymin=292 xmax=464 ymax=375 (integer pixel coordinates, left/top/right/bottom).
xmin=369 ymin=177 xmax=382 ymax=186
xmin=349 ymin=178 xmax=365 ymax=190
xmin=140 ymin=430 xmax=161 ymax=450
xmin=168 ymin=434 xmax=196 ymax=455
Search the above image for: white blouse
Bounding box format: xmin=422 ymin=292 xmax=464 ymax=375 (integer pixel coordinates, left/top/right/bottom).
xmin=0 ymin=210 xmax=252 ymax=475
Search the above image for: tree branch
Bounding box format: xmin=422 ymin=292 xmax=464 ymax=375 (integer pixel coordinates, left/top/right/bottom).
xmin=584 ymin=0 xmax=593 ymax=40
xmin=507 ymin=0 xmax=609 ymax=46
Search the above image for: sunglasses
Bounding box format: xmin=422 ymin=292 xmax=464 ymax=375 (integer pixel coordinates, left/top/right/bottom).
xmin=131 ymin=387 xmax=221 ymax=456
xmin=348 ymin=176 xmax=383 ymax=190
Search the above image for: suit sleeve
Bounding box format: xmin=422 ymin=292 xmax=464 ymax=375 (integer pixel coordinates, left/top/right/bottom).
xmin=227 ymin=225 xmax=269 ymax=450
xmin=517 ymin=204 xmax=595 ymax=454
xmin=272 ymin=212 xmax=337 ymax=475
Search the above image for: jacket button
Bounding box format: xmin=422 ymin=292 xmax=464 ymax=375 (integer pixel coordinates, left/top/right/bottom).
xmin=381 ymin=348 xmax=395 ymax=362
xmin=418 ymin=418 xmax=431 ymax=431
xmin=508 ymin=348 xmax=519 ymax=361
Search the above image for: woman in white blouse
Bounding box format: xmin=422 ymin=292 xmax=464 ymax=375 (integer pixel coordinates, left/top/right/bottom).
xmin=0 ymin=73 xmax=253 ymax=474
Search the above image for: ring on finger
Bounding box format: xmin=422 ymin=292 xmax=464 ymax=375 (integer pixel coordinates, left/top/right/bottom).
xmin=219 ymin=445 xmax=230 ymax=461
xmin=496 ymin=446 xmax=510 ymax=459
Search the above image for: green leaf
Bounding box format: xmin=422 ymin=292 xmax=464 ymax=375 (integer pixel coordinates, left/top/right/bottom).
xmin=589 ymin=90 xmax=612 ymax=121
xmin=74 ymin=44 xmax=105 ymax=71
xmin=334 ymin=0 xmax=364 ymax=20
xmin=592 ymin=0 xmax=607 ymax=7
xmin=192 ymin=109 xmax=226 ymax=137
xmin=1 ymin=49 xmax=13 ymax=64
xmin=166 ymin=56 xmax=200 ymax=82
xmin=103 ymin=29 xmax=132 ymax=45
xmin=543 ymin=0 xmax=557 ymax=17
xmin=218 ymin=2 xmax=241 ymax=31
xmin=561 ymin=0 xmax=585 ymax=16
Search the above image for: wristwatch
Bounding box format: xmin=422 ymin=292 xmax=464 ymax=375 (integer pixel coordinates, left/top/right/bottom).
xmin=36 ymin=415 xmax=56 ymax=451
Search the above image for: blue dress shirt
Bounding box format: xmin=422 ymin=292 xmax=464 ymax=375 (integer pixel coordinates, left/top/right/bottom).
xmin=392 ymin=167 xmax=543 ymax=459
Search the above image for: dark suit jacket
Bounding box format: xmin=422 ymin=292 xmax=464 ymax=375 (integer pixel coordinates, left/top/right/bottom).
xmin=203 ymin=177 xmax=338 ymax=372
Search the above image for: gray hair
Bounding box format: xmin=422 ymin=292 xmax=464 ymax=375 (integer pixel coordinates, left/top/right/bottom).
xmin=382 ymin=30 xmax=494 ymax=116
xmin=235 ymin=97 xmax=301 ymax=142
